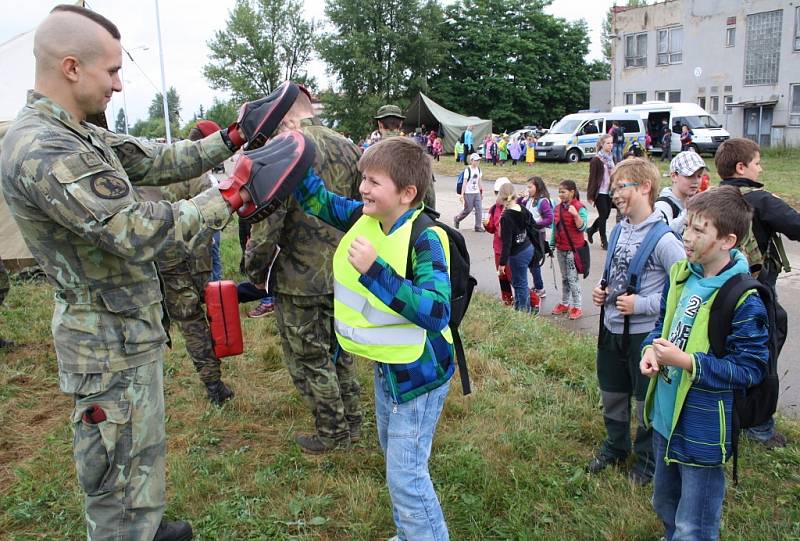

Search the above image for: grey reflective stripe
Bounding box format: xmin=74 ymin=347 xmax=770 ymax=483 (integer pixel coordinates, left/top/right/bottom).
xmin=335 ymin=319 xmax=425 ymax=346
xmin=334 ymin=280 xmax=411 ymax=326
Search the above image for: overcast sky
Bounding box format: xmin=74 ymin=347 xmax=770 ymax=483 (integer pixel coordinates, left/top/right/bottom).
xmin=0 ymin=0 xmax=616 ymax=127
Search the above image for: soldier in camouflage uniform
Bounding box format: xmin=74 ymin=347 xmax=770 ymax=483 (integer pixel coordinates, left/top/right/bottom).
xmin=0 ymin=257 xmax=10 ymax=348
xmin=246 ymin=87 xmax=363 ymax=454
xmin=374 ymin=104 xmax=437 ymax=210
xmin=0 ymin=7 xmax=245 ymax=541
xmin=135 ymin=121 xmax=233 ymax=406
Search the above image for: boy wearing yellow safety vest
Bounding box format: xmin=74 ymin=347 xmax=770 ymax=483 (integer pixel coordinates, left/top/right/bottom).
xmin=293 ymin=136 xmax=453 ymax=541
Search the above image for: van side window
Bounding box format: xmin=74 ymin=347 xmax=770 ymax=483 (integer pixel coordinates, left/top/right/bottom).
xmin=619 ymin=120 xmax=640 ymax=134
xmin=582 ymin=120 xmax=600 ymax=135
xmin=672 ymin=116 xmax=684 ymax=133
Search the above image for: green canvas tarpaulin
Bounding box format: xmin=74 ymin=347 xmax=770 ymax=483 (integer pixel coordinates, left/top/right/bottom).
xmin=404 ymin=93 xmax=492 ymax=154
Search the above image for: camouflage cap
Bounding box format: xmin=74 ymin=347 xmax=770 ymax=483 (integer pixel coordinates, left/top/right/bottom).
xmin=374 ymin=105 xmax=405 ymax=120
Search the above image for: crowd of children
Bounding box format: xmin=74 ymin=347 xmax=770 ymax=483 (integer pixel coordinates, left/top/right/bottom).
xmin=458 ymin=137 xmax=791 ymax=541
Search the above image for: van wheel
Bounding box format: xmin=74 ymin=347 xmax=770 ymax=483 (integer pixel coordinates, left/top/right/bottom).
xmin=566 ymin=149 xmax=581 ymax=163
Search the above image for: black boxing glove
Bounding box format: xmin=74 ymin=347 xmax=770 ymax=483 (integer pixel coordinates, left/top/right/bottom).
xmin=218 ymin=130 xmax=316 ymax=223
xmin=224 ymin=81 xmax=300 ymax=151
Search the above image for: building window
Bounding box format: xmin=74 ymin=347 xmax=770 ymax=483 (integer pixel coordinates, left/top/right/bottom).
xmin=745 ymin=10 xmax=782 ymax=86
xmin=724 ymin=95 xmax=733 ymax=113
xmin=791 ymin=84 xmax=800 ymax=126
xmin=726 ymin=26 xmax=736 ymax=47
xmin=624 ymin=92 xmax=647 ymax=105
xmin=657 ymin=26 xmax=683 ymax=64
xmin=625 ymin=32 xmax=647 ymax=68
xmin=697 ymin=97 xmax=707 ymax=109
xmin=795 ymin=7 xmax=800 ymax=51
xmin=710 ymin=96 xmax=720 ymax=114
xmin=656 ymin=90 xmax=681 ymax=103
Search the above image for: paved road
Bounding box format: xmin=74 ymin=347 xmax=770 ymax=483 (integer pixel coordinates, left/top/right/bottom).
xmin=432 ymin=174 xmax=799 ymax=418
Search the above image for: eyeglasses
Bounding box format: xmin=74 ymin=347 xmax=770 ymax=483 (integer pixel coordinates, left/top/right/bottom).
xmin=609 ymin=181 xmax=640 ymax=198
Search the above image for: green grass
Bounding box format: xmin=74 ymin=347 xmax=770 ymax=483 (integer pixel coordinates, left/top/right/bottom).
xmin=434 ymin=147 xmax=800 ymax=207
xmin=1 ymin=222 xmax=799 ymax=540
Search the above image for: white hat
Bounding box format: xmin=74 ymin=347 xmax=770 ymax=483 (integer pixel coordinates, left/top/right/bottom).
xmin=494 ymin=177 xmax=511 ymax=192
xmin=670 ymin=151 xmax=707 ymax=176
xmin=469 ymin=153 xmax=481 ymax=161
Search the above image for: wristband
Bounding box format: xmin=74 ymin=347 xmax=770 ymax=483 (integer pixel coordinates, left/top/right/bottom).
xmin=221 ymin=125 xmax=245 ymax=152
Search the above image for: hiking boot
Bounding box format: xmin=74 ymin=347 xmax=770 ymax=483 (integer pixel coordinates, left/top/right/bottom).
xmin=551 ymin=303 xmax=569 ymax=315
xmin=762 ymin=431 xmax=788 ymax=449
xmin=295 ymin=433 xmax=350 ymax=455
xmin=568 ymin=307 xmax=583 ymax=320
xmin=205 ymin=380 xmax=234 ymax=406
xmin=628 ymin=467 xmax=652 ymax=486
xmin=586 ymin=454 xmax=626 ymax=474
xmin=248 ymin=300 xmax=274 ymax=318
xmin=349 ymin=422 xmax=362 ymax=443
xmin=153 ymin=520 xmax=193 ymax=541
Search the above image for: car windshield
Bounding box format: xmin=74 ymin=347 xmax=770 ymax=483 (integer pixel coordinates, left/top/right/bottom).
xmin=549 ymin=119 xmax=582 ymax=134
xmin=685 ymin=115 xmax=722 ymax=129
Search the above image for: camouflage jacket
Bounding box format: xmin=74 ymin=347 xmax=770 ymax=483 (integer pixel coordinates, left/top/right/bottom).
xmin=245 ymin=121 xmax=360 ymax=295
xmin=0 ymin=91 xmax=232 ymax=373
xmin=134 ymin=174 xmax=214 ymax=272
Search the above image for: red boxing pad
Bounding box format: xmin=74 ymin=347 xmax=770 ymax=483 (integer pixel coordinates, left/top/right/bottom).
xmin=205 ymin=280 xmax=244 ymax=358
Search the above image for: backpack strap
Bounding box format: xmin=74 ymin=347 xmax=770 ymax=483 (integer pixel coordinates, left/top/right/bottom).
xmin=598 ymin=223 xmax=623 ymax=346
xmin=656 ymin=196 xmax=681 ymax=220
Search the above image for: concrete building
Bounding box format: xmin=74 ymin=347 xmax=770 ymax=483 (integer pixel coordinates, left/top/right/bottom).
xmin=609 ymin=0 xmax=800 ymax=147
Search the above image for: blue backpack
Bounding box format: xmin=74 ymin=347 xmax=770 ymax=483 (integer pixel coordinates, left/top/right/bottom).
xmin=456 ymin=169 xmax=465 ymax=194
xmin=599 ymin=220 xmax=674 ymax=350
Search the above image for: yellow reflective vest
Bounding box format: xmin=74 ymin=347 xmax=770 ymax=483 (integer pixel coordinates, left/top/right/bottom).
xmin=332 ymin=207 xmax=452 ymax=364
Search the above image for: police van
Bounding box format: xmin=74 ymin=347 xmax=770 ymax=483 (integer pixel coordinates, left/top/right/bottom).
xmin=535 ymin=112 xmax=645 ymax=163
xmin=611 ymin=101 xmax=730 ymax=155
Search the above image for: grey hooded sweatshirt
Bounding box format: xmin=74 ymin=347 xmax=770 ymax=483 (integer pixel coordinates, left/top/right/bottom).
xmin=602 ymin=211 xmax=686 ymax=334
xmin=654 ymin=186 xmax=687 ymax=234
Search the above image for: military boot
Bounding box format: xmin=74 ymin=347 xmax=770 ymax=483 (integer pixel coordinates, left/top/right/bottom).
xmin=295 ymin=433 xmax=350 ymax=455
xmin=205 ymin=380 xmax=234 ymax=406
xmin=153 ymin=520 xmax=193 ymax=541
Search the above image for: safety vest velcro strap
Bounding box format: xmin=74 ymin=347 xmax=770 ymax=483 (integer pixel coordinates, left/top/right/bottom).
xmin=335 ymin=320 xmax=425 ymax=346
xmin=334 ymin=280 xmax=411 ymax=326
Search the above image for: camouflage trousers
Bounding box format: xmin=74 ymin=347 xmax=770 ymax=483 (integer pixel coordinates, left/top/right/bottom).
xmin=0 ymin=258 xmax=9 ymax=306
xmin=160 ymin=263 xmax=222 ymax=384
xmin=61 ymin=353 xmax=166 ymax=541
xmin=275 ymin=293 xmax=362 ymax=444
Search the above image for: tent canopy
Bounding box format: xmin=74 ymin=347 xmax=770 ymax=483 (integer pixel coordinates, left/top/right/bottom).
xmin=404 ymin=93 xmax=492 ymax=154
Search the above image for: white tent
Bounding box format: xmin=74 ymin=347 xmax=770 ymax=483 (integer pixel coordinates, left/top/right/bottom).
xmin=403 ymin=93 xmax=493 ymax=154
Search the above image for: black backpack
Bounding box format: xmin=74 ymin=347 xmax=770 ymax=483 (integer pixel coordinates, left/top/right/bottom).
xmin=523 ymin=205 xmax=550 ymax=268
xmin=614 ymin=126 xmax=625 ymax=145
xmin=708 ymin=273 xmax=778 ymax=483
xmin=656 ymin=196 xmax=681 ymax=220
xmin=346 ymin=206 xmax=477 ymax=394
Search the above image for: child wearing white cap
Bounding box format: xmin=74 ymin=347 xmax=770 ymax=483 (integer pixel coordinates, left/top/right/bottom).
xmin=654 ymin=151 xmax=707 ymax=234
xmin=454 ymin=153 xmax=485 ymax=231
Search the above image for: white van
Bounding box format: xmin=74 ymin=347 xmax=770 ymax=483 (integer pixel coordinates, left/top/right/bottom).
xmin=535 ymin=112 xmax=645 ymax=163
xmin=611 ymin=101 xmax=730 ymax=155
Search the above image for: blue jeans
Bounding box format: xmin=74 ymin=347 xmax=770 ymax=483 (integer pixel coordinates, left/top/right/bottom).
xmin=211 ymin=231 xmax=222 ymax=282
xmin=613 ymin=144 xmax=624 ymax=163
xmin=744 ymin=416 xmax=775 ymax=443
xmin=652 ymin=431 xmax=725 ymax=541
xmin=508 ymin=243 xmax=533 ymax=312
xmin=375 ymin=366 xmax=450 ymax=541
xmin=528 ymin=248 xmax=544 ymax=291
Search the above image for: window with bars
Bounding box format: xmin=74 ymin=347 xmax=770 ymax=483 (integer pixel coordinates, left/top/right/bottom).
xmin=726 ymin=26 xmax=736 ymax=47
xmin=745 ymin=10 xmax=782 ymax=86
xmin=657 ymin=26 xmax=683 ymax=64
xmin=656 ymin=90 xmax=681 ymax=103
xmin=625 ymin=32 xmax=647 ymax=68
xmin=791 ymin=84 xmax=800 ymax=126
xmin=795 ymin=7 xmax=800 ymax=51
xmin=624 ymin=92 xmax=647 ymax=105
xmin=710 ymin=96 xmax=720 ymax=114
xmin=724 ymin=95 xmax=733 ymax=113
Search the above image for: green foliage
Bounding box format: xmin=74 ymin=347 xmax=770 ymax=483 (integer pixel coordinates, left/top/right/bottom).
xmin=129 ymin=116 xmax=180 ymax=140
xmin=429 ymin=0 xmax=596 ymax=132
xmin=317 ymin=0 xmax=445 ymax=136
xmin=203 ymin=0 xmax=317 ymax=102
xmin=114 ymin=107 xmax=127 ymax=134
xmin=147 ymin=86 xmax=182 ymax=125
xmin=205 ymin=98 xmax=240 ymax=129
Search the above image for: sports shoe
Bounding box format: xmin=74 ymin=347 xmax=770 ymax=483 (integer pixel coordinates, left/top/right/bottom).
xmin=535 ymin=289 xmax=546 ymax=299
xmin=295 ymin=433 xmax=350 ymax=455
xmin=762 ymin=431 xmax=788 ymax=449
xmin=586 ymin=454 xmax=626 ymax=474
xmin=529 ymin=289 xmax=541 ymax=315
xmin=474 ymin=226 xmax=485 ymax=232
xmin=248 ymin=301 xmax=274 ymax=318
xmin=551 ymin=303 xmax=569 ymax=315
xmin=501 ymin=291 xmax=514 ymax=306
xmin=628 ymin=468 xmax=653 ymax=486
xmin=568 ymin=307 xmax=583 ymax=320
xmin=0 ymin=338 xmax=15 ymax=349
xmin=453 ymin=217 xmax=460 ymax=230
xmin=205 ymin=380 xmax=234 ymax=406
xmin=153 ymin=520 xmax=193 ymax=541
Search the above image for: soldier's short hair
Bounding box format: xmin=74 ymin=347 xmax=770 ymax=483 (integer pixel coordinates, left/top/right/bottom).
xmin=686 ymin=185 xmax=751 ymax=246
xmin=51 ymin=4 xmax=121 ymax=40
xmin=610 ymin=157 xmax=659 ymax=209
xmin=714 ymin=137 xmax=760 ymax=179
xmin=358 ymin=137 xmax=431 ymax=206
xmin=378 ymin=116 xmax=403 ymax=131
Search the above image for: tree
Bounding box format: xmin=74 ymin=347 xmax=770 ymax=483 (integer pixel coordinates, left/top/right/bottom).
xmin=602 ymin=0 xmax=649 ymax=63
xmin=204 ymin=98 xmax=239 ymax=129
xmin=147 ymin=87 xmax=182 ymax=126
xmin=429 ymin=0 xmax=597 ymax=132
xmin=204 ymin=0 xmax=317 ymax=102
xmin=317 ymin=0 xmax=445 ymax=136
xmin=115 ymin=108 xmax=127 ymax=134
